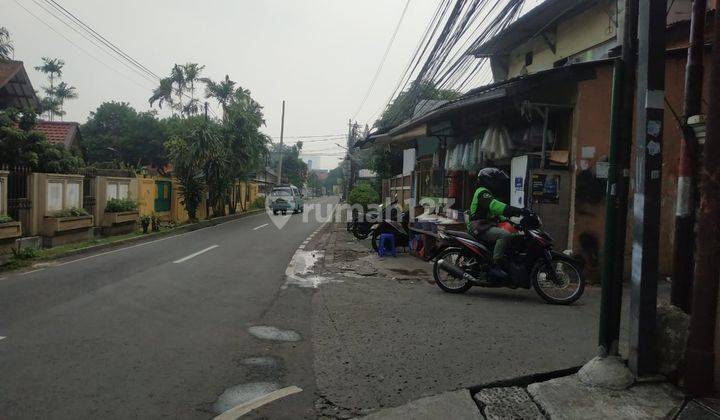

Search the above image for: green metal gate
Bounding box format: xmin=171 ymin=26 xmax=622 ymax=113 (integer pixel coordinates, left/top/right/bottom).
xmin=154 ymin=181 xmax=172 ymax=212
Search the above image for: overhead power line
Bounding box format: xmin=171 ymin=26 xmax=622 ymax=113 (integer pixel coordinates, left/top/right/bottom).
xmin=28 ymin=0 xmax=158 ymax=86
xmin=13 ymin=0 xmax=156 ymax=91
xmin=351 ymin=0 xmax=411 ymax=121
xmin=44 ymin=0 xmax=162 ymax=81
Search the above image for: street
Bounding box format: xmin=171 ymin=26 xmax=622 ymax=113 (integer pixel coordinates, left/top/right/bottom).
xmin=0 ymin=196 xmax=338 ymax=419
xmin=0 ymin=196 xmax=664 ymax=419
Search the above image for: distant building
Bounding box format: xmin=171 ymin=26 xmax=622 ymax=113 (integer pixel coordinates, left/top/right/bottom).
xmin=32 ymin=121 xmax=83 ymax=152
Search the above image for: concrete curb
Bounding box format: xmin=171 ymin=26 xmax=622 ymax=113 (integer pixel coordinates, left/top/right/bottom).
xmin=468 ymin=366 xmax=582 ymax=393
xmin=38 ymin=209 xmax=266 ymax=263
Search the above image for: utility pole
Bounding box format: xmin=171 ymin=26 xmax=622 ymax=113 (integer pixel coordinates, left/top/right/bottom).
xmin=671 ymin=0 xmax=706 ymax=313
xmin=277 ymin=100 xmax=285 ymax=185
xmin=628 ymin=0 xmax=666 ymax=376
xmin=597 ymin=0 xmax=639 ymax=357
xmin=685 ymin=5 xmax=720 ymax=396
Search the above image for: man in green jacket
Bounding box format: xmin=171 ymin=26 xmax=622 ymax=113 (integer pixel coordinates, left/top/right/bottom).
xmin=468 ymin=168 xmax=527 ymax=274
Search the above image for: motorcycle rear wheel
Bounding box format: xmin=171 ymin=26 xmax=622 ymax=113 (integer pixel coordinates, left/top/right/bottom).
xmin=433 ymin=248 xmax=473 ymax=293
xmin=531 ymin=258 xmax=584 ymax=304
xmin=352 ymin=223 xmax=371 ymax=240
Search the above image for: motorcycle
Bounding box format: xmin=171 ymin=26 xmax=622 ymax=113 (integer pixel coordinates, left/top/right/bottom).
xmin=432 ymin=213 xmax=585 ymax=305
xmin=348 ymin=202 xmax=394 ymax=240
xmin=369 ymin=205 xmax=409 ymax=252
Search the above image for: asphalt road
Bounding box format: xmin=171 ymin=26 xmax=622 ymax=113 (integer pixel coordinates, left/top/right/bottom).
xmin=0 ymin=196 xmax=339 ymax=419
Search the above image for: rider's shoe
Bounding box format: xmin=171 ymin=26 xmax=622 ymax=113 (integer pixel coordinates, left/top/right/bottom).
xmin=488 ymin=265 xmax=509 ymax=280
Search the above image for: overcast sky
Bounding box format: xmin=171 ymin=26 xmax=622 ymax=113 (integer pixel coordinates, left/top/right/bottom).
xmin=6 ymin=0 xmax=452 ymax=169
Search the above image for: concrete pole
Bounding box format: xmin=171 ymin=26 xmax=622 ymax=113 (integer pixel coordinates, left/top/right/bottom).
xmin=684 ymin=5 xmax=720 ymax=396
xmin=628 ymin=0 xmax=666 ymax=377
xmin=670 ymin=0 xmax=706 ymax=313
xmin=277 ymin=100 xmax=285 ymax=185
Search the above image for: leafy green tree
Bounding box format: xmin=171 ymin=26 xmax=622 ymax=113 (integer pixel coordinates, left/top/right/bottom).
xmin=34 ymin=58 xmax=77 ymax=121
xmin=348 ymin=182 xmax=380 ymax=210
xmin=81 ymin=101 xmax=167 ymax=169
xmin=0 ymin=27 xmax=14 ymax=60
xmin=323 ymin=165 xmax=344 ymax=193
xmin=165 ymin=133 xmax=204 ymax=221
xmin=34 ymin=57 xmax=66 ymax=121
xmin=270 ymin=142 xmax=307 ymax=187
xmin=0 ymin=108 xmax=83 ymax=172
xmin=307 ymin=171 xmax=321 ymax=195
xmin=222 ymin=87 xmax=270 ymax=211
xmin=48 ymin=81 xmax=77 ymax=121
xmin=181 ymin=62 xmax=204 ymax=115
xmin=374 ymin=80 xmax=460 ymax=133
xmin=202 ymin=75 xmax=236 ymax=120
xmin=149 ymin=77 xmax=174 ymax=110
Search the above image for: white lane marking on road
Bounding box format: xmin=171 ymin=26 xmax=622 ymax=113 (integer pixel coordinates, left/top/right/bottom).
xmin=173 ymin=245 xmax=219 ymax=263
xmin=214 ymin=386 xmax=302 ymax=420
xmin=0 ymin=336 xmax=5 ymax=341
xmin=20 ymin=268 xmax=45 ymax=276
xmin=55 ymin=231 xmax=195 ymax=267
xmin=52 ymin=211 xmax=269 ymax=268
xmin=252 ymin=223 xmax=269 ymax=231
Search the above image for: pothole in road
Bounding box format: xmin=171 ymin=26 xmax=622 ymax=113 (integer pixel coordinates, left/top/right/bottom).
xmin=213 ymin=381 xmax=280 ymax=414
xmin=248 ymin=325 xmax=302 ymax=342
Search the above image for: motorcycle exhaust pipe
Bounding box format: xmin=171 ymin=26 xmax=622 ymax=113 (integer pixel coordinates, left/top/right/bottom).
xmin=438 ymin=259 xmax=480 ymax=283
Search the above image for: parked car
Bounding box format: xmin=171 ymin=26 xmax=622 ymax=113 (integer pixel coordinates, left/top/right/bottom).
xmin=268 ymin=185 xmax=304 ymax=215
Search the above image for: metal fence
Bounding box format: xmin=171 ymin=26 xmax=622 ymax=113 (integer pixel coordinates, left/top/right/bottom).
xmin=6 ymin=166 xmax=32 ymax=235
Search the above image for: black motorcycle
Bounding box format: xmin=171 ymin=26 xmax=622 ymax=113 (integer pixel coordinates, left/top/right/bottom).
xmin=432 ymin=213 xmax=585 ymax=305
xmin=369 ymin=207 xmax=409 ymax=252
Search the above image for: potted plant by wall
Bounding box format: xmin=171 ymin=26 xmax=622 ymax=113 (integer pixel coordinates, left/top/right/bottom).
xmin=0 ymin=214 xmax=22 ymax=241
xmin=101 ymin=198 xmax=140 ymax=235
xmin=42 ymin=207 xmax=93 ymax=236
xmin=151 ymin=213 xmax=161 ymax=232
xmin=140 ymin=215 xmax=151 ymax=234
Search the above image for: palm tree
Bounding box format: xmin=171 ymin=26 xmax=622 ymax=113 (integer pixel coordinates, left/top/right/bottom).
xmin=52 ymin=82 xmax=78 ymax=121
xmin=181 ymin=62 xmax=205 ymax=114
xmin=149 ymin=77 xmax=174 ymax=110
xmin=34 ymin=57 xmax=66 ymax=120
xmin=0 ymin=27 xmax=14 ymax=61
xmin=170 ymin=64 xmax=186 ymax=115
xmin=202 ymin=75 xmax=236 ymax=120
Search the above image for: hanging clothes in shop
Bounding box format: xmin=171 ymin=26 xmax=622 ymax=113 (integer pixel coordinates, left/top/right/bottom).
xmin=480 ymin=125 xmax=513 ymax=160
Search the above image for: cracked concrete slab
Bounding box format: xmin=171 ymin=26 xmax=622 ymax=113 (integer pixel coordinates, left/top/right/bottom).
xmin=528 ymin=375 xmax=683 ymax=419
xmin=474 ymin=387 xmax=544 ymax=420
xmin=359 ymin=390 xmax=482 ymax=420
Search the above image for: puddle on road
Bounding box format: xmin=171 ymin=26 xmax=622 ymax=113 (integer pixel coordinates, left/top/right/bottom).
xmin=213 ymin=381 xmax=280 ymax=414
xmin=285 ymin=274 xmax=342 ymax=289
xmin=293 ymin=250 xmax=323 ymax=275
xmin=248 ymin=325 xmax=301 ymax=342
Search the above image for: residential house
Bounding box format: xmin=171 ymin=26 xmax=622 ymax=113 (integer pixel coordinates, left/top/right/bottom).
xmin=0 ymin=60 xmax=39 ymax=110
xmin=32 ymin=121 xmax=83 ymax=153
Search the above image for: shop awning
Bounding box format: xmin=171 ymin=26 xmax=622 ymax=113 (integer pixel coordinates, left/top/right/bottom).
xmin=383 ymin=60 xmax=607 ymax=141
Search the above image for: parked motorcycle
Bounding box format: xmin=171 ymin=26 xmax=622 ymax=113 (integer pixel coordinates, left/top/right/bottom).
xmin=432 ymin=213 xmax=585 ymax=304
xmin=349 ymin=199 xmax=399 ymax=240
xmin=369 ymin=207 xmax=409 ymax=252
